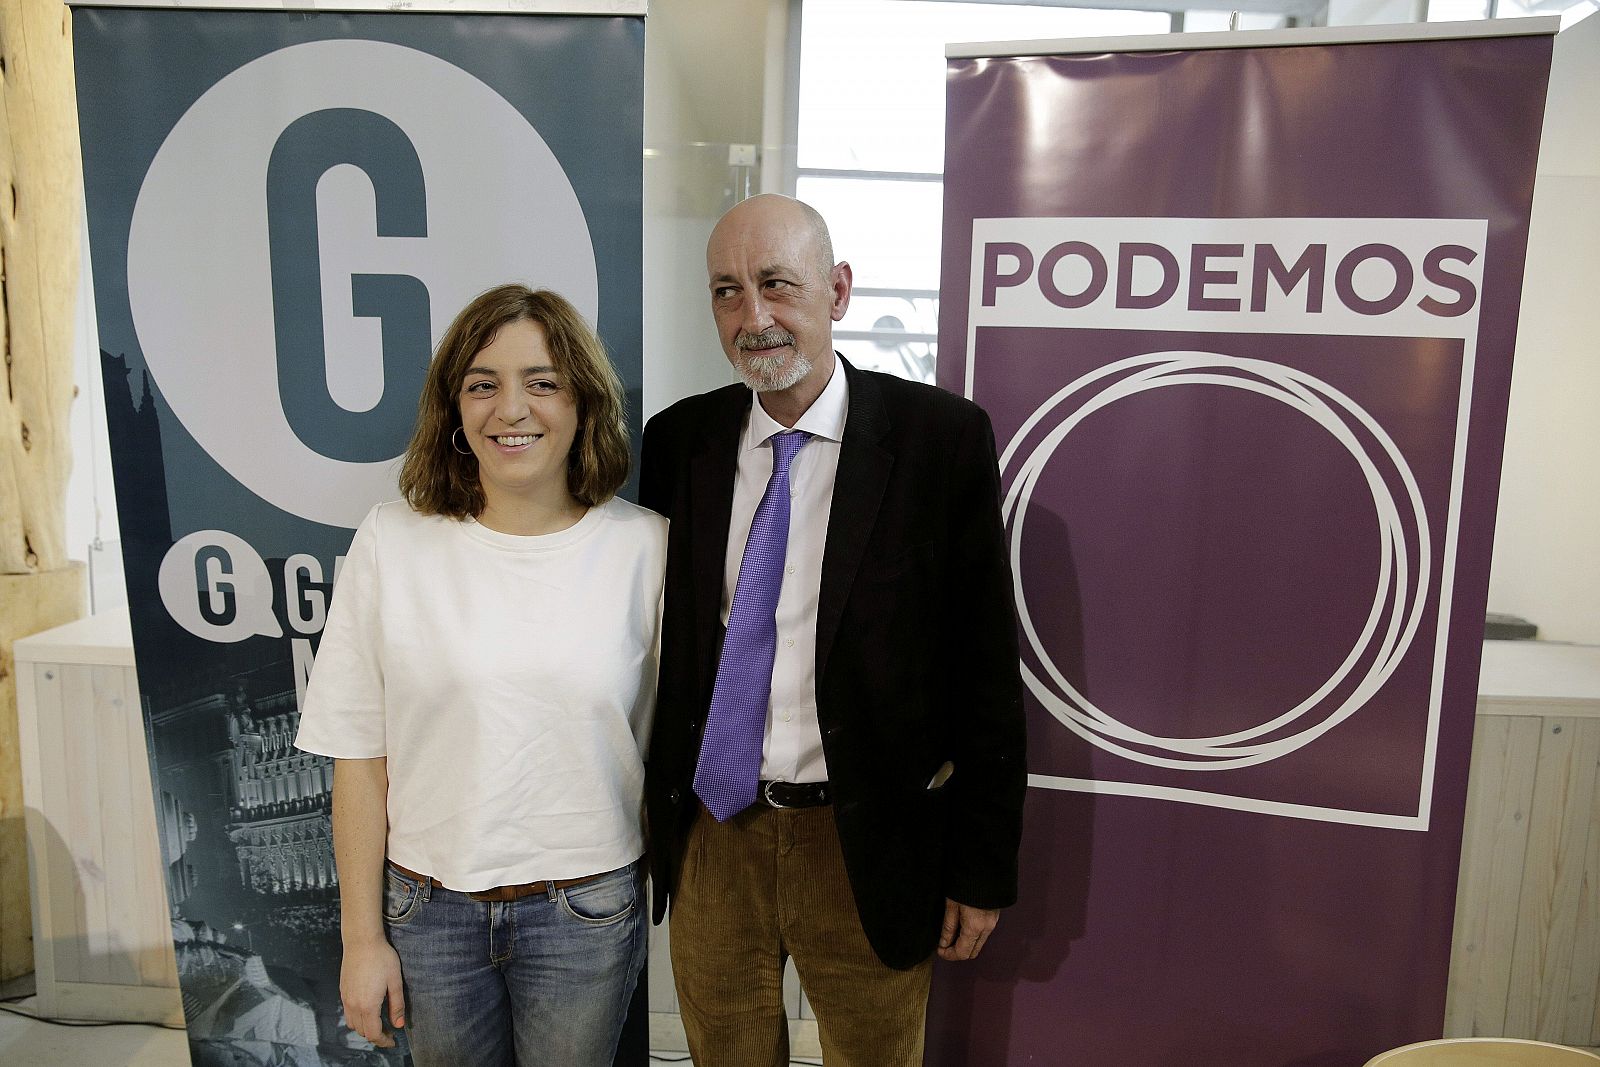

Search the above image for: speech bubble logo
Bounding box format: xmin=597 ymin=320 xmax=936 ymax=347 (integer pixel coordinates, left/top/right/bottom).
xmin=159 ymin=531 xmax=283 ymax=643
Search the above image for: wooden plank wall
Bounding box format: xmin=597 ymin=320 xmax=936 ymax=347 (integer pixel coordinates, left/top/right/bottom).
xmin=0 ymin=566 xmax=81 ymax=979
xmin=1447 ymin=705 xmax=1600 ymax=1047
xmin=19 ymin=650 xmax=179 ymax=1021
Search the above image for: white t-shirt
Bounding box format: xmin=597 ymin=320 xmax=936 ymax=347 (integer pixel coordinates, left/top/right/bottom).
xmin=294 ymin=496 xmax=667 ymax=892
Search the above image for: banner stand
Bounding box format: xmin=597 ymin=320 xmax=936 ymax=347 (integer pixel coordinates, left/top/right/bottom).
xmin=932 ymin=19 xmax=1555 ymax=1066
xmin=74 ymin=5 xmax=647 ymax=1063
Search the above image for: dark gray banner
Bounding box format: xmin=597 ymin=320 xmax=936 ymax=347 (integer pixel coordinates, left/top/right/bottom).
xmin=75 ymin=9 xmax=644 ymax=1064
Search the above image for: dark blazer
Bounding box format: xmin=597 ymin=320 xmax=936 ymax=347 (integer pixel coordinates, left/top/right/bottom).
xmin=639 ymin=356 xmax=1026 ymax=970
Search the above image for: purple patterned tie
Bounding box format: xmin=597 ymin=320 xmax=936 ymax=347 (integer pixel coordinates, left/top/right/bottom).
xmin=694 ymin=430 xmax=813 ymax=822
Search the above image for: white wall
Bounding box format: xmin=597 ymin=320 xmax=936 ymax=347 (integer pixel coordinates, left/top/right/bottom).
xmin=65 ymin=206 xmax=123 ymax=615
xmin=642 ymin=0 xmax=781 ymax=419
xmin=1485 ymin=11 xmax=1600 ymax=643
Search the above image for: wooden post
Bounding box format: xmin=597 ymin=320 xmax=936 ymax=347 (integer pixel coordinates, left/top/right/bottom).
xmin=0 ymin=0 xmax=88 ymax=982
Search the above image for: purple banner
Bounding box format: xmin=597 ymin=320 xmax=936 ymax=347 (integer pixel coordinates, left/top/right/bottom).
xmin=933 ymin=28 xmax=1553 ymax=1066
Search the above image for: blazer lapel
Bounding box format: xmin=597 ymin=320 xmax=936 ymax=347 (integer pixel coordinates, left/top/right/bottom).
xmin=816 ymin=358 xmax=892 ymax=682
xmin=688 ymin=388 xmax=748 ymax=696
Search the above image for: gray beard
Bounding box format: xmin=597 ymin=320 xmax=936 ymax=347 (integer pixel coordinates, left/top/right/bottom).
xmin=736 ymin=349 xmax=812 ymax=392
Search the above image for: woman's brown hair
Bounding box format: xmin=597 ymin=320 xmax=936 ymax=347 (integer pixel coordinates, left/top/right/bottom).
xmin=398 ymin=285 xmax=630 ymax=517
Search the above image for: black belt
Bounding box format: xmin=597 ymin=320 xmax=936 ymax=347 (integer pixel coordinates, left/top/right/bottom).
xmin=756 ymin=780 xmax=831 ymax=809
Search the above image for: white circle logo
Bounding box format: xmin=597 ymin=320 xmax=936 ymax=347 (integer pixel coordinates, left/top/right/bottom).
xmin=128 ymin=40 xmax=597 ymax=529
xmin=1001 ymin=353 xmax=1431 ymax=771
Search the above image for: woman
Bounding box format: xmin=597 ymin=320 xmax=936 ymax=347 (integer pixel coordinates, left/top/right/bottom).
xmin=294 ymin=285 xmax=664 ymax=1066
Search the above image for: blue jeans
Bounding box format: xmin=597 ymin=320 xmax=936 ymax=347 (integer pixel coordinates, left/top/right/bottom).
xmin=382 ymin=860 xmax=645 ymax=1067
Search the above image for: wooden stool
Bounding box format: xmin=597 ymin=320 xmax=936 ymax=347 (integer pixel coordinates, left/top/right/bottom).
xmin=1365 ymin=1038 xmax=1600 ymax=1066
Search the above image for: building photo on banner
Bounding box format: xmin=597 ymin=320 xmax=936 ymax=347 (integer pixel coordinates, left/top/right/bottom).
xmin=0 ymin=0 xmax=1596 ymax=1066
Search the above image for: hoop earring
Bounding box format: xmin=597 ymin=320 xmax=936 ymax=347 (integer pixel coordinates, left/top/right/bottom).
xmin=451 ymin=427 xmax=473 ymax=456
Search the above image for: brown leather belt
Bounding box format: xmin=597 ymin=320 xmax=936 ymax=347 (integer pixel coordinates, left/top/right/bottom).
xmin=387 ymin=861 xmax=606 ymax=902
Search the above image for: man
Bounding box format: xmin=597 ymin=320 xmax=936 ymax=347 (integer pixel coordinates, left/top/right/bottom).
xmin=640 ymin=194 xmax=1025 ymax=1066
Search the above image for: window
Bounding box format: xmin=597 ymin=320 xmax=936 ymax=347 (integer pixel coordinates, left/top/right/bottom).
xmin=1429 ymin=0 xmax=1596 ymax=22
xmin=798 ymin=0 xmax=1169 ymax=381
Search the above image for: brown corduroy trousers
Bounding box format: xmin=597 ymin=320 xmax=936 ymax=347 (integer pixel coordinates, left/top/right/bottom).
xmin=669 ymin=803 xmax=933 ymax=1067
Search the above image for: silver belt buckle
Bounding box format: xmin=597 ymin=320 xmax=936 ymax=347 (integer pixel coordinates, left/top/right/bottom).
xmin=762 ymin=780 xmax=790 ymax=809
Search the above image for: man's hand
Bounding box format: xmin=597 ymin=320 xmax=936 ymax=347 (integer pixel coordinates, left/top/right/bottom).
xmin=341 ymin=938 xmax=406 ymax=1048
xmin=938 ymin=899 xmax=1000 ymax=962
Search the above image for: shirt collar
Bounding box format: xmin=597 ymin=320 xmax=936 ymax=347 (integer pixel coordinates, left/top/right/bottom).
xmin=741 ymin=357 xmax=850 ymax=452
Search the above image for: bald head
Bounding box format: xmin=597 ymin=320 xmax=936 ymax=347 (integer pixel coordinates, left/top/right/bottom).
xmin=708 ymin=194 xmax=835 ymax=285
xmin=704 ymin=194 xmax=852 ymax=417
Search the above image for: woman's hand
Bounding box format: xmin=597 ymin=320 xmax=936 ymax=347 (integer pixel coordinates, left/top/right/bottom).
xmin=341 ymin=937 xmax=406 ymax=1048
xmin=332 ymin=758 xmax=402 ymax=1047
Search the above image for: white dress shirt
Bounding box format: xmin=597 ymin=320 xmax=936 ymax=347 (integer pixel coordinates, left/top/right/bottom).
xmin=721 ymin=362 xmax=848 ymax=784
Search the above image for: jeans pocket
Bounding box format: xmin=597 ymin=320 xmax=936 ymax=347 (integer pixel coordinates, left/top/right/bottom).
xmin=557 ymin=866 xmax=638 ymax=927
xmin=382 ymin=866 xmax=423 ymax=925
